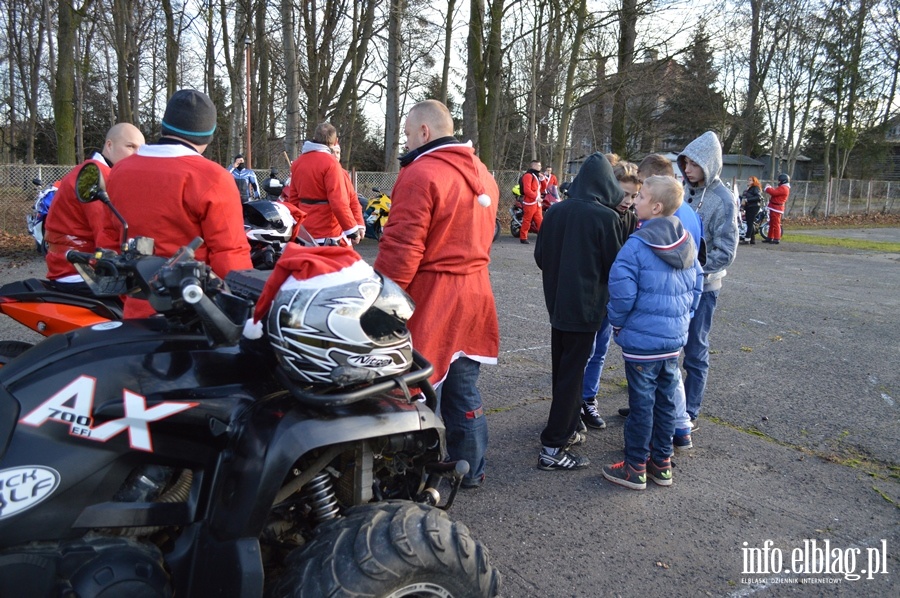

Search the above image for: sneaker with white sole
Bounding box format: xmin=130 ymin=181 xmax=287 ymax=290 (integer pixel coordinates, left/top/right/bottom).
xmin=674 ymin=428 xmax=693 ymax=453
xmin=538 ymin=449 xmax=590 ymax=471
xmin=602 ymin=460 xmax=647 ymax=490
xmin=647 ymin=457 xmax=673 ymax=486
xmin=581 ymin=400 xmax=607 ymax=429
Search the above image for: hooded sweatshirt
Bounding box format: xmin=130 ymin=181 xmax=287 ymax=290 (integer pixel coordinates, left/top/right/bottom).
xmin=534 ymin=152 xmax=623 ymax=332
xmin=607 ymin=216 xmax=703 ymax=361
xmin=677 ymin=131 xmax=738 ymax=291
xmin=373 ymin=138 xmax=499 ymax=385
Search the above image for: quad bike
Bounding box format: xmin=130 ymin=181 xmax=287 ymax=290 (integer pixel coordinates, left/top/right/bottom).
xmin=25 ymin=178 xmax=59 ymax=256
xmin=0 ymin=162 xmax=502 ymax=597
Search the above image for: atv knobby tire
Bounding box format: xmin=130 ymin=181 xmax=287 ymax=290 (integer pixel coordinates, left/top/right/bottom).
xmin=269 ymin=501 xmax=500 ymax=598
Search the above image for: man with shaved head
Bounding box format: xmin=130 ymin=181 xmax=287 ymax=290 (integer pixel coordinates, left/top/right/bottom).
xmin=374 ymin=99 xmax=500 ymax=490
xmin=44 ymin=122 xmax=145 ymax=292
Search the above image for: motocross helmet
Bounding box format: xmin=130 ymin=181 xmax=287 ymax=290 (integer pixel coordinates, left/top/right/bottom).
xmin=777 ymin=173 xmax=790 ymax=185
xmin=243 ymin=200 xmax=295 ymax=245
xmin=267 ymin=263 xmax=415 ymax=387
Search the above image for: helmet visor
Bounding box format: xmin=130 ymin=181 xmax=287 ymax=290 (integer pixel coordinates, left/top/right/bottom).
xmin=360 ymin=275 xmax=415 ymax=344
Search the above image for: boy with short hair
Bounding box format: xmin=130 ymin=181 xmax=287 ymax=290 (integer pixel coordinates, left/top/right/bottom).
xmin=601 ymin=175 xmax=703 ymax=489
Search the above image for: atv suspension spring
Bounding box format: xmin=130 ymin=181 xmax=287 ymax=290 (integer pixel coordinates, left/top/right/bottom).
xmin=302 ymin=472 xmax=340 ymax=523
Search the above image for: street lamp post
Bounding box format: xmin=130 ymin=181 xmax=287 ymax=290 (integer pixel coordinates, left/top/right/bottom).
xmin=244 ymin=36 xmax=252 ymax=168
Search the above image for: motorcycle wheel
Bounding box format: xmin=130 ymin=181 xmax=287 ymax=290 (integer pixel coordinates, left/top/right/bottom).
xmin=493 ymin=218 xmax=500 ymax=243
xmin=269 ymin=501 xmax=501 ymax=598
xmin=0 ymin=340 xmax=34 ymax=366
xmin=373 ymin=222 xmax=383 ymax=241
xmin=758 ymin=221 xmax=770 ymax=240
xmin=509 ymin=222 xmax=520 ymax=238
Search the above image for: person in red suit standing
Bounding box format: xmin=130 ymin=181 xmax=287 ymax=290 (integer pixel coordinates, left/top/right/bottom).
xmin=519 ymin=160 xmax=544 ymax=244
xmin=763 ymin=173 xmax=790 ymax=244
xmin=44 ymin=123 xmax=145 ymax=294
xmin=374 ymin=99 xmax=500 ymax=490
xmin=284 ymin=123 xmax=364 ymax=247
xmin=106 ymin=89 xmax=252 ymax=318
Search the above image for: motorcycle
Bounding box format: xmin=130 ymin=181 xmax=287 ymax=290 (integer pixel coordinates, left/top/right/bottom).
xmin=0 ymin=162 xmax=501 ymax=597
xmin=509 ymin=194 xmax=553 ymax=238
xmin=362 ymin=188 xmax=391 ymax=240
xmin=243 ymin=198 xmax=296 ymax=270
xmin=25 ymin=178 xmax=58 ymax=256
xmin=739 ymin=202 xmax=769 ymax=241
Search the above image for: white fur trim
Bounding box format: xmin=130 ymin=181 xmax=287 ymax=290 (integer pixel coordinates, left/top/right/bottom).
xmin=243 ymin=318 xmax=264 ymax=339
xmin=278 ymin=258 xmax=375 ymax=292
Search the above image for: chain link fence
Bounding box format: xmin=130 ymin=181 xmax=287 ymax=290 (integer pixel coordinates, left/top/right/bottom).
xmin=2 ymin=163 xmax=896 ymax=235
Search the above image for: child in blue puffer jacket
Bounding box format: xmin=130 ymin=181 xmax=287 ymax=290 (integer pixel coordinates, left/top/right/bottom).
xmin=601 ymin=175 xmax=703 ymax=490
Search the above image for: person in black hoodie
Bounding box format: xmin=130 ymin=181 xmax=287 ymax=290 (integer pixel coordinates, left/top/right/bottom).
xmin=739 ymin=176 xmax=762 ymax=244
xmin=534 ymin=152 xmax=624 ymax=470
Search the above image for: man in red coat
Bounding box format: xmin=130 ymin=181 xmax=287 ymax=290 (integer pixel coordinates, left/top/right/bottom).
xmin=44 ymin=123 xmax=145 ymax=292
xmin=520 ymin=160 xmax=544 ymax=244
xmin=763 ymin=173 xmax=790 ymax=244
xmin=284 ymin=124 xmax=364 ymax=246
xmin=374 ymin=99 xmax=500 ymax=489
xmin=106 ymin=89 xmax=252 ymax=318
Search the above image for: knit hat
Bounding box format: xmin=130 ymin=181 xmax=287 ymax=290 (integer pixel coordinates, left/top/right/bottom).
xmin=161 ymin=89 xmax=217 ymax=145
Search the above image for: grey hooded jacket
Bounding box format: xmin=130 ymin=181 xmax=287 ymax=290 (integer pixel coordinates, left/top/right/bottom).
xmin=677 ymin=131 xmax=739 ymax=291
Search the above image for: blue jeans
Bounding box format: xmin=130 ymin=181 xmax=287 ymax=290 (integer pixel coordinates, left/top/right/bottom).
xmin=623 ymin=358 xmax=680 ymax=465
xmin=683 ymin=289 xmax=719 ymax=420
xmin=582 ymin=315 xmax=612 ymax=400
xmin=436 ymin=356 xmax=487 ymax=484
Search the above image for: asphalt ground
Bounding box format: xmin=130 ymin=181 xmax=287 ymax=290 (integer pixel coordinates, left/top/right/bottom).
xmin=1 ymin=227 xmax=898 ymax=597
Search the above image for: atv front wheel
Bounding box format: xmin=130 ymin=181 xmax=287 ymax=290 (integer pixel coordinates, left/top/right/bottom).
xmin=270 ymin=501 xmax=501 ymax=598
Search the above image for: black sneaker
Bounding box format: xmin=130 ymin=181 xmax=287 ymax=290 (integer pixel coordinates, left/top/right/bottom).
xmin=618 ymin=407 xmax=630 ymax=417
xmin=581 ymin=400 xmax=607 ymax=429
xmin=538 ymin=449 xmax=590 ymax=471
xmin=520 ymin=239 xmax=530 ymax=244
xmin=647 ymin=457 xmax=673 ymax=486
xmin=602 ymin=460 xmax=647 ymax=490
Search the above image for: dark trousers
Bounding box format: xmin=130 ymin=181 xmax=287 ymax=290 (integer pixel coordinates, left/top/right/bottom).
xmin=744 ymin=204 xmax=760 ymax=240
xmin=540 ymin=328 xmax=596 ymax=448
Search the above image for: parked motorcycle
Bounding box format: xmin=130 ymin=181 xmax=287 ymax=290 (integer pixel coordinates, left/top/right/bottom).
xmin=25 ymin=178 xmax=58 ymax=256
xmin=363 ymin=188 xmax=391 ymax=240
xmin=0 ymin=162 xmax=501 ymax=597
xmin=740 ymin=203 xmax=770 ymax=241
xmin=243 ymin=199 xmax=296 ymax=270
xmin=509 ymin=194 xmax=553 ymax=238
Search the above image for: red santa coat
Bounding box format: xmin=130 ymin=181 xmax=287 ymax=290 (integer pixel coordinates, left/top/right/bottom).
xmin=521 ymin=170 xmax=541 ymax=205
xmin=373 ymin=142 xmax=500 ymax=385
xmin=285 ymin=147 xmax=359 ymax=241
xmin=44 ymin=153 xmax=116 ymax=281
xmin=764 ymin=183 xmax=790 ymax=213
xmin=106 ymin=143 xmax=252 ymax=317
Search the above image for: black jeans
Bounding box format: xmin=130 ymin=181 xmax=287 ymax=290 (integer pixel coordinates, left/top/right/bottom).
xmin=540 ymin=328 xmax=596 ymax=448
xmin=744 ymin=203 xmax=760 ymax=240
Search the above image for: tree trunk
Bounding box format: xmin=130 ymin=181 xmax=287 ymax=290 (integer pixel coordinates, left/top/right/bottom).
xmin=55 ymin=0 xmax=80 ymax=165
xmin=554 ymin=0 xmax=588 ymax=175
xmin=281 ymin=0 xmax=300 ymax=161
xmin=440 ymin=0 xmax=457 ymax=104
xmin=463 ymin=0 xmax=484 ymax=149
xmin=611 ymin=0 xmax=637 ymax=155
xmin=384 ymin=0 xmax=405 ymax=172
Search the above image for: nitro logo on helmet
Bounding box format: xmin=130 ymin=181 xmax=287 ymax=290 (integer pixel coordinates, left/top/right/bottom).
xmin=19 ymin=375 xmax=197 ymax=452
xmin=347 ymin=354 xmax=394 ymax=368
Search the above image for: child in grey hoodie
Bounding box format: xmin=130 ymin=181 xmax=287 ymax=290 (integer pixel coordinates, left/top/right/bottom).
xmin=676 ymin=131 xmax=739 ymax=428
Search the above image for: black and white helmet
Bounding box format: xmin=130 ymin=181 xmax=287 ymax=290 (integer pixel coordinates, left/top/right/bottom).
xmin=267 ymin=261 xmax=415 ymax=387
xmin=243 ymin=199 xmax=295 ymax=246
xmin=777 ymin=173 xmax=790 ymax=185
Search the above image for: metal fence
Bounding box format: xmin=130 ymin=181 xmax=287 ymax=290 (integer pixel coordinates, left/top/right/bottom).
xmin=2 ymin=162 xmax=896 ymax=235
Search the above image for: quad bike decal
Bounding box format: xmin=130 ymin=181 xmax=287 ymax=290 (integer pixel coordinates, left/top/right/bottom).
xmin=19 ymin=375 xmax=197 ymax=452
xmin=0 ymin=466 xmax=60 ymax=520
